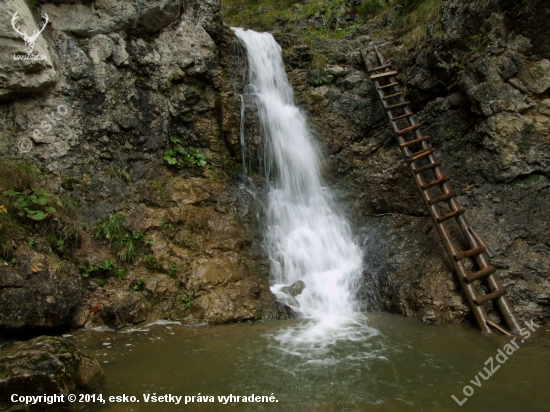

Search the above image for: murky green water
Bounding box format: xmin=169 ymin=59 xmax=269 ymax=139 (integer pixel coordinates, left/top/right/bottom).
xmin=69 ymin=313 xmax=550 ymax=412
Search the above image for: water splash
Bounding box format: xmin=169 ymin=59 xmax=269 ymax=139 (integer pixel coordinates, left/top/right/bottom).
xmin=233 ymin=28 xmax=375 ymax=352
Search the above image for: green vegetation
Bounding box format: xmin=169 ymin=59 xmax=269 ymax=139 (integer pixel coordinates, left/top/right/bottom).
xmin=513 ymin=174 xmax=543 ymax=186
xmin=222 ymin=0 xmax=356 ymax=35
xmin=181 ymin=295 xmax=195 ymax=309
xmin=92 ymin=214 xmax=144 ymax=264
xmin=183 ymin=237 xmax=200 ymax=252
xmin=390 ymin=0 xmax=443 ymax=47
xmin=358 ymin=0 xmax=388 ymax=19
xmin=2 ymin=189 xmax=55 ymax=221
xmin=0 ymin=157 xmax=79 ymax=261
xmin=108 ymin=166 xmax=131 ymax=183
xmin=133 ymin=279 xmax=146 ymax=291
xmin=79 ymin=259 xmax=124 ymax=279
xmin=164 ymin=137 xmax=207 ymax=169
xmin=143 ymin=254 xmax=161 ymax=269
xmin=222 ymin=0 xmax=443 ymax=48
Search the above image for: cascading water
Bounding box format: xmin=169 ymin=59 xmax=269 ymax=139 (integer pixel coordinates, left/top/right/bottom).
xmin=233 ymin=28 xmax=376 ymax=350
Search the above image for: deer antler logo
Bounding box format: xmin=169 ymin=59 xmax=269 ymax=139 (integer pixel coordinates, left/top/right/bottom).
xmin=11 ymin=11 xmax=49 ymax=55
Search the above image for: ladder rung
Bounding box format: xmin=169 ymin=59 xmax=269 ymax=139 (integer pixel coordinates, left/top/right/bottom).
xmin=427 ymin=191 xmax=456 ymax=205
xmin=400 ymin=135 xmax=429 ymax=148
xmin=437 ymin=208 xmax=465 ymax=223
xmin=368 ymin=63 xmax=392 ymax=73
xmin=486 ymin=320 xmax=513 ymax=337
xmin=378 ymin=82 xmax=398 ymax=90
xmin=407 ymin=148 xmax=434 ymax=163
xmin=392 ymin=112 xmax=415 ymax=121
xmin=386 ymin=101 xmax=410 ymax=110
xmin=396 ymin=124 xmax=422 ymax=136
xmin=413 ymin=161 xmax=440 ymax=174
xmin=422 ymin=176 xmax=450 ymax=190
xmin=475 ymin=288 xmax=507 ymax=305
xmin=464 ymin=265 xmax=497 ymax=284
xmin=370 ymin=70 xmax=398 ymax=80
xmin=454 ymin=246 xmax=486 ymax=261
xmin=383 ymin=92 xmax=403 ymax=100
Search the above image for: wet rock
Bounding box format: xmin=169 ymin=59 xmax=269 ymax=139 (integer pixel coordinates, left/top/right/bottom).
xmin=263 ymin=0 xmax=550 ymax=325
xmin=101 ymin=293 xmax=150 ymax=330
xmin=0 ymin=336 xmax=104 ymax=408
xmin=0 ymin=248 xmax=83 ymax=332
xmin=281 ymin=280 xmax=306 ymax=297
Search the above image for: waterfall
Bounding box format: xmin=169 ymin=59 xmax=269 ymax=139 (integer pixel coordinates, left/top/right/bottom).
xmin=233 ymin=28 xmax=372 ymax=349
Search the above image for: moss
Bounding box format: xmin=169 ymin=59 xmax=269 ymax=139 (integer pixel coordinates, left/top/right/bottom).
xmin=513 ymin=174 xmax=543 ymax=185
xmin=0 ymin=157 xmax=80 ymax=261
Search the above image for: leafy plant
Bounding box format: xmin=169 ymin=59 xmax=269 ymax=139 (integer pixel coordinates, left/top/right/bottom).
xmin=134 ymin=279 xmax=146 ymax=291
xmin=108 ymin=166 xmax=131 ymax=183
xmin=79 ymin=264 xmax=97 ymax=278
xmin=98 ymin=259 xmax=115 ymax=271
xmin=143 ymin=254 xmax=161 ymax=269
xmin=2 ymin=258 xmax=17 ymax=267
xmin=164 ymin=137 xmax=207 ymax=169
xmin=79 ymin=259 xmax=120 ymax=278
xmin=181 ymin=295 xmax=194 ymax=309
xmin=2 ymin=189 xmax=55 ymax=221
xmin=161 ymin=216 xmax=172 ymax=229
xmin=169 ymin=264 xmax=179 ymax=276
xmin=92 ymin=215 xmax=137 ymax=264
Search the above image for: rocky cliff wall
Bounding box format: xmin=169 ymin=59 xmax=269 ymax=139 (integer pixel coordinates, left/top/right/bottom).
xmin=240 ymin=0 xmax=549 ymax=325
xmin=0 ymin=0 xmax=286 ymax=333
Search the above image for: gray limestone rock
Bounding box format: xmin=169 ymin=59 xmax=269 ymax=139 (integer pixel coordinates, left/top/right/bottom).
xmin=281 ymin=280 xmax=306 ymax=297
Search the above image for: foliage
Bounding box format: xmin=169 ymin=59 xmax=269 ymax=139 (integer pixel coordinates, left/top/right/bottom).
xmin=134 ymin=279 xmax=146 ymax=291
xmin=0 ymin=157 xmax=79 ymax=261
xmin=143 ymin=254 xmax=161 ymax=269
xmin=181 ymin=295 xmax=195 ymax=309
xmin=223 ymin=0 xmax=443 ymax=46
xmin=357 ymin=0 xmax=388 ymax=20
xmin=222 ymin=0 xmax=349 ymax=36
xmin=80 ymin=259 xmax=117 ymax=278
xmin=164 ymin=137 xmax=207 ymax=169
xmin=169 ymin=264 xmax=179 ymax=276
xmin=311 ymin=53 xmax=328 ymax=72
xmin=390 ymin=0 xmax=443 ymax=47
xmin=2 ymin=189 xmax=55 ymax=221
xmin=92 ymin=215 xmax=142 ymax=264
xmin=108 ymin=166 xmax=131 ymax=183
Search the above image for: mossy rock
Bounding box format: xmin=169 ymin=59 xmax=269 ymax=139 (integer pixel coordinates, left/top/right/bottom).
xmin=0 ymin=336 xmax=104 ymax=409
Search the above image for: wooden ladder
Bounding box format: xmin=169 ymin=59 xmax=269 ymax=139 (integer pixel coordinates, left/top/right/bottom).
xmin=362 ymin=45 xmax=521 ymax=335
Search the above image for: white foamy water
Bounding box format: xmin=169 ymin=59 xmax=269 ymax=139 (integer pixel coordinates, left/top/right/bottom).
xmin=233 ymin=28 xmax=376 ymax=350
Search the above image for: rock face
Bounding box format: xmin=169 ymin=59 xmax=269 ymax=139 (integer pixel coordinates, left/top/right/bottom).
xmin=0 ymin=249 xmax=82 ymax=331
xmin=1 ymin=0 xmax=548 ymax=332
xmin=0 ymin=0 xmax=59 ymax=100
xmin=227 ymin=0 xmax=550 ymax=325
xmin=281 ymin=280 xmax=306 ymax=297
xmin=0 ymin=336 xmax=104 ymax=409
xmin=0 ymin=0 xmax=281 ymax=332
